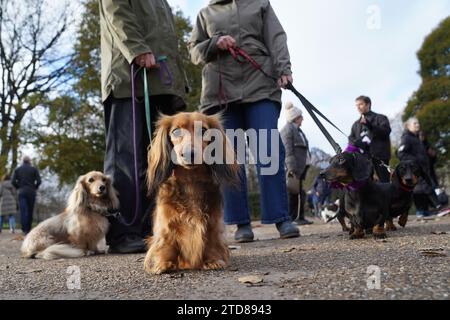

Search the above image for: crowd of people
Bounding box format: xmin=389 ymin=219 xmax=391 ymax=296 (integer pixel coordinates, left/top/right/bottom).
xmin=0 ymin=0 xmax=447 ymax=248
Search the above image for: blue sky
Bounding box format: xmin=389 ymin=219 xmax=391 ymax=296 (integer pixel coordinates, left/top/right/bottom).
xmin=170 ymin=0 xmax=450 ymax=154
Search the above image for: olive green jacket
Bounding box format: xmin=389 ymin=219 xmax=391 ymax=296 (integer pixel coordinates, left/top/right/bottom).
xmin=188 ymin=0 xmax=292 ymax=111
xmin=99 ymin=0 xmax=187 ymax=109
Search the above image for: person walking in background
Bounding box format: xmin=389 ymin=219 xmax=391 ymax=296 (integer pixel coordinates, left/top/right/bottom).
xmin=0 ymin=174 xmax=18 ymax=234
xmin=398 ymin=118 xmax=440 ymax=218
xmin=419 ymin=131 xmax=438 ymax=188
xmin=99 ymin=0 xmax=187 ymax=253
xmin=11 ymin=156 xmax=41 ymax=234
xmin=349 ymin=96 xmax=392 ymax=182
xmin=189 ymin=0 xmax=300 ymax=242
xmin=312 ymin=175 xmax=332 ymax=218
xmin=281 ymin=102 xmax=314 ymax=226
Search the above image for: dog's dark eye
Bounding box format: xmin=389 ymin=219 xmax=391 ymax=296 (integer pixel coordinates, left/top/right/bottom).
xmin=171 ymin=128 xmax=183 ymax=138
xmin=88 ymin=178 xmax=95 ymax=183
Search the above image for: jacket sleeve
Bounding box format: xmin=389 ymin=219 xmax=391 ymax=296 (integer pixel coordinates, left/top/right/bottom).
xmin=188 ymin=12 xmax=221 ymax=65
xmin=263 ymin=2 xmax=292 ymax=77
xmin=397 ymin=135 xmax=416 ymax=162
xmin=366 ymin=114 xmax=391 ymax=138
xmin=35 ymin=169 xmax=41 ymax=190
xmin=281 ymin=126 xmax=297 ymax=175
xmin=11 ymin=169 xmax=19 ymax=189
xmin=99 ymin=0 xmax=152 ymax=64
xmin=349 ymin=121 xmax=358 ymax=145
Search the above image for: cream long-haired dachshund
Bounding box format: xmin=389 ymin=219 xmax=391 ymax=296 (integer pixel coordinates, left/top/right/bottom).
xmin=21 ymin=171 xmax=119 ymax=260
xmin=144 ymin=112 xmax=239 ymax=275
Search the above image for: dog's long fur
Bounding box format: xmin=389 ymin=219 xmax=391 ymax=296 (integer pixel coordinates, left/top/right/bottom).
xmin=144 ymin=112 xmax=239 ymax=275
xmin=323 ymin=152 xmax=391 ymax=240
xmin=21 ymin=172 xmax=119 ymax=260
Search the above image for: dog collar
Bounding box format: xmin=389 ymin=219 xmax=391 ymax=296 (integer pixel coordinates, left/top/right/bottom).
xmin=399 ymin=182 xmax=415 ymax=192
xmin=87 ymin=205 xmax=121 ymax=218
xmin=331 ymin=180 xmax=367 ymax=192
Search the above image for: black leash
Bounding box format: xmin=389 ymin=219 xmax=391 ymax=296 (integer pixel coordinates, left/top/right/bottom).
xmin=229 ymin=47 xmax=344 ymax=155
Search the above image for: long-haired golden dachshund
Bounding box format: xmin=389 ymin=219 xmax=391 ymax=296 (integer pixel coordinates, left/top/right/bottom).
xmin=144 ymin=112 xmax=239 ymax=274
xmin=21 ymin=172 xmax=119 ymax=260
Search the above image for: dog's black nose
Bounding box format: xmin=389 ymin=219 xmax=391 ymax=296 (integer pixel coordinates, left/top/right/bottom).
xmin=319 ymin=171 xmax=326 ymax=178
xmin=99 ymin=185 xmax=106 ymax=192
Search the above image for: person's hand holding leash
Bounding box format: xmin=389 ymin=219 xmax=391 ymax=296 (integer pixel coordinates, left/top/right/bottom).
xmin=217 ymin=35 xmax=237 ymax=51
xmin=278 ymin=74 xmax=293 ymax=88
xmin=135 ymin=53 xmax=157 ymax=69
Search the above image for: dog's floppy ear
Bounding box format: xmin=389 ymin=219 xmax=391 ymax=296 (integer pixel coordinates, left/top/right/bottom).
xmin=67 ymin=174 xmax=88 ymax=212
xmin=106 ymin=175 xmax=120 ymax=210
xmin=147 ymin=116 xmax=174 ymax=196
xmin=205 ymin=114 xmax=241 ymax=188
xmin=392 ymin=163 xmax=402 ymax=184
xmin=351 ymin=153 xmax=372 ymax=182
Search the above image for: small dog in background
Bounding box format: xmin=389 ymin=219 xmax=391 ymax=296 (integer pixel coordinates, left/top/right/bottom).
xmin=321 ymin=200 xmax=340 ymax=223
xmin=144 ymin=112 xmax=239 ymax=275
xmin=21 ymin=172 xmax=119 ymax=260
xmin=322 ymin=152 xmax=391 ymax=240
xmin=386 ymin=160 xmax=422 ymax=231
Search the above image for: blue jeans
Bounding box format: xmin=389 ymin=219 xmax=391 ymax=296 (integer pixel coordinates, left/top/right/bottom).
xmin=221 ymin=100 xmax=290 ymax=225
xmin=0 ymin=215 xmax=16 ymax=231
xmin=19 ymin=193 xmax=36 ymax=234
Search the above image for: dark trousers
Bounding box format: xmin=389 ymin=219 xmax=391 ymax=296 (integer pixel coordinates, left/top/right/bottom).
xmin=19 ymin=192 xmax=36 ymax=234
xmin=288 ymin=181 xmax=306 ymax=221
xmin=373 ymin=158 xmax=391 ymax=183
xmin=103 ymin=95 xmax=177 ymax=245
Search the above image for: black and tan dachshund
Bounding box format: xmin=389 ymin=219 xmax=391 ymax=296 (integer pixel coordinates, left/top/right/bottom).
xmin=322 ymin=152 xmax=391 ymax=240
xmin=385 ymin=160 xmax=422 ymax=231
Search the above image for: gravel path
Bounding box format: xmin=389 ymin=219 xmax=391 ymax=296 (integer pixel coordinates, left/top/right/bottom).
xmin=0 ymin=216 xmax=449 ymax=300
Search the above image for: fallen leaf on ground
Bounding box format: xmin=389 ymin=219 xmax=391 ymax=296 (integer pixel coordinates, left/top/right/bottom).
xmin=135 ymin=257 xmax=145 ymax=262
xmin=281 ymin=247 xmax=296 ymax=253
xmin=228 ymin=245 xmax=241 ymax=250
xmin=431 ymin=231 xmax=448 ymax=235
xmin=227 ymin=267 xmax=239 ymax=272
xmin=419 ymin=248 xmax=447 ymax=257
xmin=17 ymin=269 xmax=43 ymax=274
xmin=421 ymin=251 xmax=447 ymax=257
xmin=238 ymin=275 xmax=264 ymax=285
xmin=11 ymin=235 xmax=24 ymax=241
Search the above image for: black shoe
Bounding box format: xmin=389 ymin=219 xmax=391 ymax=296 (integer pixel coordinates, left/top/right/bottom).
xmin=294 ymin=219 xmax=314 ymax=226
xmin=276 ymin=221 xmax=300 ymax=239
xmin=234 ymin=224 xmax=254 ymax=243
xmin=109 ymin=235 xmax=147 ymax=254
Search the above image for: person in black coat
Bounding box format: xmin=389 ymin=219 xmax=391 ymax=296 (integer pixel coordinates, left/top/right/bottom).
xmin=11 ymin=156 xmax=41 ymax=234
xmin=349 ymin=96 xmax=392 ymax=183
xmin=398 ymin=118 xmax=439 ymax=217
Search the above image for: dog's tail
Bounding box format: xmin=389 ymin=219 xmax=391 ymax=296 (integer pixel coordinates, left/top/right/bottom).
xmin=35 ymin=244 xmax=86 ymax=260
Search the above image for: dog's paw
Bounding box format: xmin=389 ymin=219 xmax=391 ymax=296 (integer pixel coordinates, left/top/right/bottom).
xmin=349 ymin=228 xmax=365 ymax=240
xmin=373 ymin=232 xmax=387 ymax=240
xmin=373 ymin=226 xmax=387 ymax=239
xmin=398 ymin=215 xmax=408 ymax=228
xmin=148 ymin=261 xmax=176 ymax=275
xmin=203 ymin=260 xmax=227 ymax=271
xmin=386 ymin=221 xmax=397 ymax=231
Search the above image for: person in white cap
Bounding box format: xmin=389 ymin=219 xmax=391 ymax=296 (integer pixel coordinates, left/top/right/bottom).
xmin=280 ymin=102 xmax=313 ymax=225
